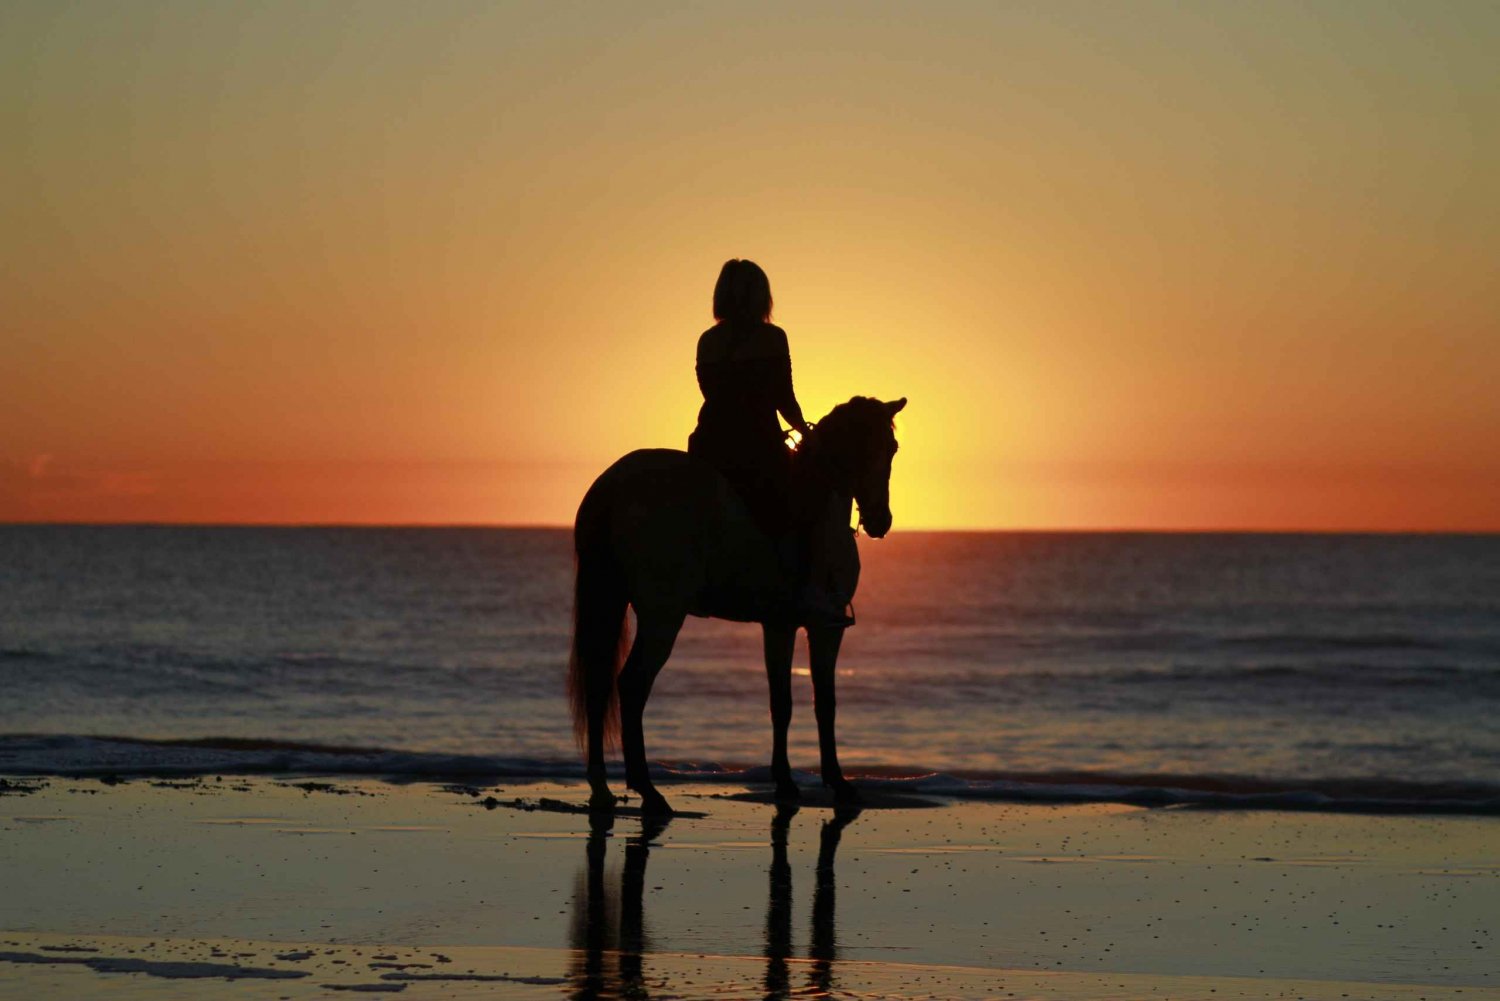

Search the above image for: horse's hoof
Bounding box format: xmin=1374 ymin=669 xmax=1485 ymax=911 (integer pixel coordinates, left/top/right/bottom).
xmin=774 ymin=781 xmax=802 ymax=802
xmin=588 ymin=788 xmax=617 ymax=811
xmin=639 ymin=791 xmax=674 ymax=816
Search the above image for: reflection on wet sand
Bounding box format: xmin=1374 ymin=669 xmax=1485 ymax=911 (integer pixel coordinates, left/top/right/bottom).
xmin=567 ymin=809 xmax=667 ymax=1000
xmin=763 ymin=804 xmax=796 ymax=998
xmin=567 ymin=805 xmax=862 ymax=1000
xmin=809 ymin=806 xmax=860 ymax=996
xmin=767 ymin=803 xmax=862 ymax=1000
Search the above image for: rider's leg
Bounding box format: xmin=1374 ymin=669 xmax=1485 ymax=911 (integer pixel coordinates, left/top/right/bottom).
xmin=797 ymin=512 xmax=854 ymax=628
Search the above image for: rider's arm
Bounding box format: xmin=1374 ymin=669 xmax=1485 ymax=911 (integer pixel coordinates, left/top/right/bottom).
xmin=694 ymin=328 xmax=723 ymax=401
xmin=771 ymin=326 xmax=809 ymax=433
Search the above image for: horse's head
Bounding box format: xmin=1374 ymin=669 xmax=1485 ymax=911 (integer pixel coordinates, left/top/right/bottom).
xmin=799 ymin=396 xmax=905 ymax=538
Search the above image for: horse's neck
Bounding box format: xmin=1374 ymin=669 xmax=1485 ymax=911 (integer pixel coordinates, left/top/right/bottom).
xmin=794 ymin=452 xmax=850 ymax=530
xmin=823 ymin=491 xmax=854 ymax=532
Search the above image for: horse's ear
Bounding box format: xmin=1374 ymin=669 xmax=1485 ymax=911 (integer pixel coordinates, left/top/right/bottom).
xmin=885 ymin=397 xmax=907 ymax=416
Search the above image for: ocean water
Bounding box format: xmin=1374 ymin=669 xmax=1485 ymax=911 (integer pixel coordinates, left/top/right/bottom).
xmin=1 ymin=526 xmax=1497 ymax=812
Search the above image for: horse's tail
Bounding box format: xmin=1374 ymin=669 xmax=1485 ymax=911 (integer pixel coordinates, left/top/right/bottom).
xmin=568 ymin=490 xmax=629 ymax=753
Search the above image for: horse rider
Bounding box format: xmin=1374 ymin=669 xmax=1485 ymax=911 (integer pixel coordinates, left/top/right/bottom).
xmin=687 ymin=259 xmax=851 ymax=626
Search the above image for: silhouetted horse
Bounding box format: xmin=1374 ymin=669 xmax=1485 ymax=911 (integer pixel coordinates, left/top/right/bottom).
xmin=569 ymin=396 xmax=905 ymax=814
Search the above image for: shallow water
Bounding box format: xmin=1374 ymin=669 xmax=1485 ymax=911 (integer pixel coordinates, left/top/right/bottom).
xmin=2 ymin=526 xmax=1497 ymax=809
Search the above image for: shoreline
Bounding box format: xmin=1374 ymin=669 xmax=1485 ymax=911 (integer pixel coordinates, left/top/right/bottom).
xmin=3 ymin=775 xmax=1495 ymax=999
xmin=4 ymin=734 xmax=1498 ymax=817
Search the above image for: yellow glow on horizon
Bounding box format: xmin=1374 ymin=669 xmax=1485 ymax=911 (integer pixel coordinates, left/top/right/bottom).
xmin=2 ymin=2 xmax=1498 ymax=530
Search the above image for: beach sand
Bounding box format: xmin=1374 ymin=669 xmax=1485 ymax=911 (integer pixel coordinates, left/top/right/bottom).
xmin=1 ymin=776 xmax=1494 ymax=999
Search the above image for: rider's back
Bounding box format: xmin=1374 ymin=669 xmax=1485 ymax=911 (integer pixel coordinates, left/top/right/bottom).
xmin=693 ymin=321 xmax=794 ymax=433
xmin=688 ymin=321 xmax=800 ymax=536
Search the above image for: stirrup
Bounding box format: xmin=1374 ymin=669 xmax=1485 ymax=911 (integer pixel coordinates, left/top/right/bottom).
xmin=798 ymin=592 xmax=855 ymax=628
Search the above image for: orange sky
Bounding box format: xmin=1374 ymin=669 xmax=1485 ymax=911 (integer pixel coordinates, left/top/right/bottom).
xmin=3 ymin=2 xmax=1497 ymax=530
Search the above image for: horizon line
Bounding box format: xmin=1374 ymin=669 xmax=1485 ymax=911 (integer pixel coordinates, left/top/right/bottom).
xmin=2 ymin=520 xmax=1495 ymax=536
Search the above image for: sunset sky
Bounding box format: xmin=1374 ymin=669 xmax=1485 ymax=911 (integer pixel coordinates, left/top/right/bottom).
xmin=3 ymin=1 xmax=1497 ymax=530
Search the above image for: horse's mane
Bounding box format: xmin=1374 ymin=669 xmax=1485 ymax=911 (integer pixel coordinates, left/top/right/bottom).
xmin=794 ymin=397 xmax=894 ymax=485
xmin=806 ymin=396 xmax=893 ymax=444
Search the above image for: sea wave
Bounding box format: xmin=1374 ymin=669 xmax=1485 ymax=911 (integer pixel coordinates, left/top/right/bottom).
xmin=2 ymin=734 xmax=1496 ymax=816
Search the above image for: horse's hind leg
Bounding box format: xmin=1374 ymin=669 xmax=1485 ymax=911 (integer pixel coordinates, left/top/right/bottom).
xmin=618 ymin=611 xmax=685 ymax=815
xmin=762 ymin=623 xmax=800 ymax=800
xmin=585 ymin=689 xmax=613 ymax=810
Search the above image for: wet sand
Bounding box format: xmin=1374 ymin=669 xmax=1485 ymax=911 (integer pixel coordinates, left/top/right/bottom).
xmin=1 ymin=776 xmax=1494 ymax=999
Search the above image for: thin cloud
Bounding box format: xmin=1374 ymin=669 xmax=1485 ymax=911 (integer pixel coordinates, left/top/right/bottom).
xmin=0 ymin=456 xmax=158 ymax=519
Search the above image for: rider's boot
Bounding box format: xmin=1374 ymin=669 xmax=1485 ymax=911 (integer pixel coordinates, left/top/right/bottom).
xmin=788 ymin=525 xmax=855 ymax=628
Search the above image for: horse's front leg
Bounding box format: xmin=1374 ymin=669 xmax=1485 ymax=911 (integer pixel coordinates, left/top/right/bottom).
xmin=807 ymin=625 xmax=861 ymax=804
xmin=618 ymin=611 xmax=684 ymax=815
xmin=762 ymin=623 xmax=800 ymax=801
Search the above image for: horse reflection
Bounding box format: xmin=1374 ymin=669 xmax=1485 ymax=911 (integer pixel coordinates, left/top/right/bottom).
xmin=567 ymin=806 xmax=861 ymax=1000
xmin=567 ymin=810 xmax=670 ymax=1000
xmin=766 ymin=804 xmax=862 ymax=1000
xmin=763 ymin=804 xmax=797 ymax=996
